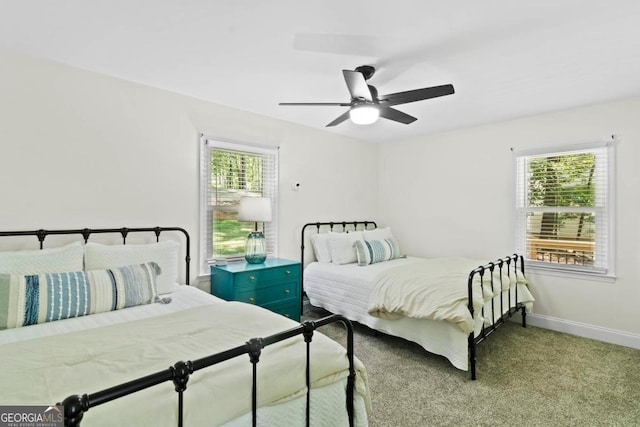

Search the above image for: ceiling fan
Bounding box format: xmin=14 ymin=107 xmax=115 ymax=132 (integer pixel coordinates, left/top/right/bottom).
xmin=279 ymin=65 xmax=454 ymax=127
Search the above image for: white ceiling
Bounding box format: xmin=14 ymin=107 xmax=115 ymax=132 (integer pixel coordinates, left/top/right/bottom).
xmin=1 ymin=1 xmax=640 ymax=143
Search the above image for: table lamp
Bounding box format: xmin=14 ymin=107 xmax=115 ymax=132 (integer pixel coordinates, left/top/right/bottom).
xmin=237 ymin=197 xmax=272 ymax=264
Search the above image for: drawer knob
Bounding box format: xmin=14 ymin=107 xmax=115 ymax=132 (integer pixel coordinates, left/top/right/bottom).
xmin=284 ymin=270 xmax=290 ymax=275
xmin=248 ymin=297 xmax=255 ymax=303
xmin=284 ymin=289 xmax=290 ymax=294
xmin=249 ymin=275 xmax=255 ymax=281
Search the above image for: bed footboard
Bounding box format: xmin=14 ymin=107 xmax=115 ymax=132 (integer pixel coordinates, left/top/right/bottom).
xmin=467 ymin=254 xmax=526 ymax=380
xmin=59 ymin=315 xmax=357 ymax=427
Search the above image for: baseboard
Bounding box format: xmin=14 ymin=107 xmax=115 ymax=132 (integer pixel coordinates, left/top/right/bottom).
xmin=522 ymin=313 xmax=640 ymax=350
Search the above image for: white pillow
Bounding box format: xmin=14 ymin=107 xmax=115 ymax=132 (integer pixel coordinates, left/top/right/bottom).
xmin=0 ymin=241 xmax=84 ymax=274
xmin=363 ymin=227 xmax=394 ymax=241
xmin=310 ymin=233 xmax=332 ymax=263
xmin=84 ymin=240 xmax=180 ymax=294
xmin=328 ymin=231 xmax=364 ymax=265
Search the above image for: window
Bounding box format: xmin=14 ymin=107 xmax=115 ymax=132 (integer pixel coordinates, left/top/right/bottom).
xmin=200 ymin=137 xmax=278 ymax=273
xmin=515 ymin=141 xmax=614 ymax=276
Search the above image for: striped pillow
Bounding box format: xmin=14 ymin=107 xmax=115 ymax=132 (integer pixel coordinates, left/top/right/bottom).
xmin=354 ymin=238 xmax=402 ymax=266
xmin=0 ymin=262 xmax=160 ymax=330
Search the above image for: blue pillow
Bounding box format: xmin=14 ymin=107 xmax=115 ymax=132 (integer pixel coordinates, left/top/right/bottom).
xmin=354 ymin=238 xmax=402 ymax=266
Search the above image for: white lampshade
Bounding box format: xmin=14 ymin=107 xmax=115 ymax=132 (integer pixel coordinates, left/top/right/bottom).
xmin=349 ymin=105 xmax=379 ymax=125
xmin=238 ymin=197 xmax=272 ymax=222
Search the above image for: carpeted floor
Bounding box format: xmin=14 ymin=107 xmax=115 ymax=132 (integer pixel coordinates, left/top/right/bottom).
xmin=305 ymin=307 xmax=640 ymax=427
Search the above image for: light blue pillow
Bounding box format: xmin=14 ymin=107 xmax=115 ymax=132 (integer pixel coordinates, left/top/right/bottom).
xmin=354 ymin=238 xmax=402 ymax=266
xmin=0 ymin=262 xmax=160 ymax=330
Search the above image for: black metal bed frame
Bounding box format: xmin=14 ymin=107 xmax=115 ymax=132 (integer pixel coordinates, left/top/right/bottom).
xmin=300 ymin=220 xmax=527 ymax=380
xmin=0 ymin=226 xmax=357 ymax=426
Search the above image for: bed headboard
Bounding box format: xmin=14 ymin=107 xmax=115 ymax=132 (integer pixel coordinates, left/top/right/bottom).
xmin=0 ymin=226 xmax=191 ymax=284
xmin=300 ymin=220 xmax=377 ymax=268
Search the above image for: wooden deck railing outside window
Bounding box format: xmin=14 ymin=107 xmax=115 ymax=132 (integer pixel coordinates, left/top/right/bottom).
xmin=527 ymin=237 xmax=595 ymax=266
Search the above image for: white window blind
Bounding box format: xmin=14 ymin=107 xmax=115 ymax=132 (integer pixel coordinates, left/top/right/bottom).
xmin=515 ymin=141 xmax=613 ymax=275
xmin=200 ymin=137 xmax=278 ymax=273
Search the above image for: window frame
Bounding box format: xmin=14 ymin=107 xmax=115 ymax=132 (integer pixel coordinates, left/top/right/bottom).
xmin=514 ymin=139 xmax=616 ymax=281
xmin=199 ymin=135 xmax=279 ymax=275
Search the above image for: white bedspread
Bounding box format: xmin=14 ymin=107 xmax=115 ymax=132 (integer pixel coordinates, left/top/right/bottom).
xmin=0 ymin=298 xmax=369 ymax=426
xmin=304 ymin=257 xmax=534 ymax=371
xmin=367 ymin=257 xmax=533 ymax=334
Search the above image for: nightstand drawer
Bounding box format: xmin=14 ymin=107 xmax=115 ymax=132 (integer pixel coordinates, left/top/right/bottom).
xmin=263 ymin=300 xmax=300 ymax=320
xmin=234 ymin=267 xmax=299 ymax=289
xmin=236 ymin=281 xmax=298 ymax=306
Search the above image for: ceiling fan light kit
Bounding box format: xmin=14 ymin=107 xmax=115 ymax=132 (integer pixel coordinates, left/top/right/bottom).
xmin=349 ymin=104 xmax=379 ymax=125
xmin=279 ymin=65 xmax=454 ymax=127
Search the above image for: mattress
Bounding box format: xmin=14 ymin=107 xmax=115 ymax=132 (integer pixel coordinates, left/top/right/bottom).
xmin=0 ymin=286 xmax=369 ymax=426
xmin=304 ymin=257 xmax=529 ymax=371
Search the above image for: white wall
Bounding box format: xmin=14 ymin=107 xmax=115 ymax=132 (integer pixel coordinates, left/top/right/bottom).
xmin=378 ymin=97 xmax=640 ymax=345
xmin=0 ymin=48 xmax=379 ymax=284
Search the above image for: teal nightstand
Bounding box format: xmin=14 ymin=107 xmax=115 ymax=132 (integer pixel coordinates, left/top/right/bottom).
xmin=210 ymin=258 xmax=301 ymax=321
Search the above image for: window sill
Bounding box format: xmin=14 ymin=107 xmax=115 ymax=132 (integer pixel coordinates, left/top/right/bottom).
xmin=526 ymin=264 xmax=616 ymax=283
xmin=209 ymin=256 xmax=245 ymax=265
